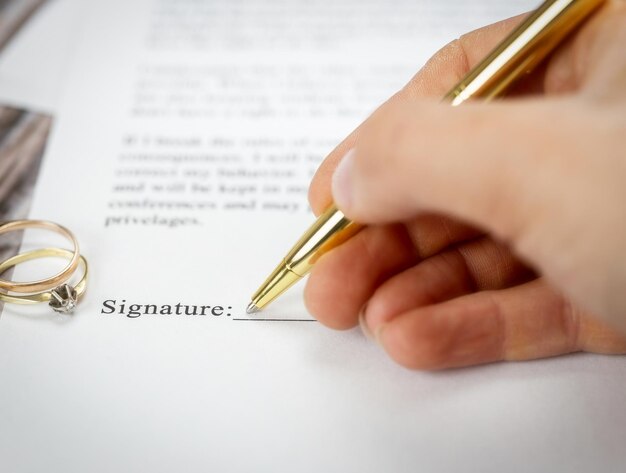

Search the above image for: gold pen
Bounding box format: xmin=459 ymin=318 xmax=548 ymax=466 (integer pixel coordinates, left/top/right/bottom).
xmin=247 ymin=0 xmax=605 ymax=314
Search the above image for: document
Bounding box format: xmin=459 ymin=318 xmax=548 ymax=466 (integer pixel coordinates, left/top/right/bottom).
xmin=2 ymin=1 xmax=625 ymax=472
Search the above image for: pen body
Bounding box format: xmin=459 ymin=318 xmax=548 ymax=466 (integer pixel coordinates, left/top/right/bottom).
xmin=445 ymin=0 xmax=605 ymax=105
xmin=286 ymin=205 xmax=361 ymax=276
xmin=250 ymin=206 xmax=360 ymax=309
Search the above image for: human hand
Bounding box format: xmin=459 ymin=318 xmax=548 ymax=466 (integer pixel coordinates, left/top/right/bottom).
xmin=305 ymin=3 xmax=626 ymax=369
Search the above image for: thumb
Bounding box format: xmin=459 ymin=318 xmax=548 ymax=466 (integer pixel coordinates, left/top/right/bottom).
xmin=330 ymin=97 xmax=580 ymax=244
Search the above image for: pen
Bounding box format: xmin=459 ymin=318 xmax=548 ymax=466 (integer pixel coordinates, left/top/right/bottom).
xmin=247 ymin=0 xmax=605 ymax=314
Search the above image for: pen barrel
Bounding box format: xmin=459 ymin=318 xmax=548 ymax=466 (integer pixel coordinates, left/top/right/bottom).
xmin=250 ymin=205 xmax=361 ymax=310
xmin=286 ymin=205 xmax=361 ymax=276
xmin=444 ymin=0 xmax=605 ymax=106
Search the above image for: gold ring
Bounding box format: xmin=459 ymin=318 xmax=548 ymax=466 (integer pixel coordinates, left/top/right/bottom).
xmin=0 ymin=248 xmax=88 ymax=313
xmin=0 ymin=220 xmax=80 ymax=293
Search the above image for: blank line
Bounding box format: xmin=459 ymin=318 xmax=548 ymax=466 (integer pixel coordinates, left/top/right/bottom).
xmin=232 ymin=318 xmax=317 ymax=322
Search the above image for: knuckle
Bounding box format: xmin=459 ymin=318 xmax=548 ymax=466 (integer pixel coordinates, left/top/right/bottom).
xmin=383 ymin=320 xmax=454 ymax=370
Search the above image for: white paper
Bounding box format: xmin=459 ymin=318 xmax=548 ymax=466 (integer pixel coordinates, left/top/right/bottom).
xmin=2 ymin=1 xmax=625 ymax=472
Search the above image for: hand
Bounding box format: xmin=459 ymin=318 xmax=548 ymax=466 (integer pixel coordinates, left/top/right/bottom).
xmin=304 ymin=3 xmax=626 ymax=369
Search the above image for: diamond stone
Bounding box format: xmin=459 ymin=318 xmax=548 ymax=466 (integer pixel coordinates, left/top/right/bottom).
xmin=49 ymin=284 xmax=78 ymax=314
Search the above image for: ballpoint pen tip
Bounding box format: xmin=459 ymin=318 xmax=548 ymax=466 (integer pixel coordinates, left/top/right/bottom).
xmin=246 ymin=302 xmax=259 ymax=314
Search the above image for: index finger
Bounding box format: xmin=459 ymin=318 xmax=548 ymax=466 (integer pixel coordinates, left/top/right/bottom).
xmin=308 ymin=13 xmax=528 ymax=215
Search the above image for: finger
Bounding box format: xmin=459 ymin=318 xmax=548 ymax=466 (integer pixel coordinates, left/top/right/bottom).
xmin=305 ymin=215 xmax=482 ymax=330
xmin=330 ymin=97 xmax=574 ymax=243
xmin=308 ymin=13 xmax=528 ymax=215
xmin=401 ymin=212 xmax=480 ymax=259
xmin=304 ymin=224 xmax=416 ymax=330
xmin=376 ymin=279 xmax=626 ymax=371
xmin=362 ymin=237 xmax=534 ymax=335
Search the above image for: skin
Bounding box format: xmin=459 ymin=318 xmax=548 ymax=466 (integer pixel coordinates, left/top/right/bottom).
xmin=304 ymin=1 xmax=626 ymax=370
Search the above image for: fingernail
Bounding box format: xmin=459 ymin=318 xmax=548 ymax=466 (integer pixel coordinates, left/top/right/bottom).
xmin=360 ymin=307 xmax=386 ymax=348
xmin=358 ymin=306 xmax=374 ymax=341
xmin=332 ymin=148 xmax=356 ymax=211
xmin=374 ymin=324 xmax=387 ymax=348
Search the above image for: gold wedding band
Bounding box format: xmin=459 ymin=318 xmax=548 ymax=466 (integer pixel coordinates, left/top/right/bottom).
xmin=0 ymin=248 xmax=88 ymax=312
xmin=0 ymin=220 xmax=80 ymax=293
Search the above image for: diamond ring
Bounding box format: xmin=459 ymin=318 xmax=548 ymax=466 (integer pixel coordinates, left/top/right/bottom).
xmin=0 ymin=248 xmax=88 ymax=313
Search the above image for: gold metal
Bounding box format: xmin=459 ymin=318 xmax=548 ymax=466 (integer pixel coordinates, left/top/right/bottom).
xmin=248 ymin=0 xmax=605 ymax=312
xmin=0 ymin=248 xmax=88 ymax=305
xmin=250 ymin=206 xmax=360 ymax=310
xmin=0 ymin=220 xmax=80 ymax=293
xmin=444 ymin=0 xmax=605 ymax=105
